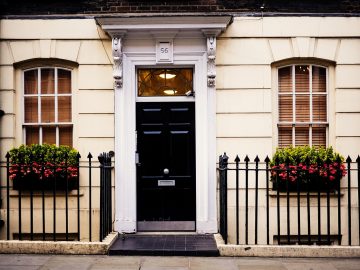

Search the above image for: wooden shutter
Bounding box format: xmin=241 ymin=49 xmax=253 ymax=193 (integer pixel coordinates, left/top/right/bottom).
xmin=59 ymin=126 xmax=73 ymax=146
xmin=278 ymin=67 xmax=292 ymax=92
xmin=312 ymin=66 xmax=326 ymax=92
xmin=24 ymin=70 xmax=38 ymax=94
xmin=58 ymin=69 xmax=71 ymax=94
xmin=25 ymin=127 xmax=39 ymax=145
xmin=295 ymin=95 xmax=310 ymax=122
xmin=295 ymin=65 xmax=309 ymax=92
xmin=41 ymin=69 xmax=55 ymax=94
xmin=295 ymin=126 xmax=309 ymax=146
xmin=279 ymin=95 xmax=292 ymax=122
xmin=42 ymin=126 xmax=56 ymax=144
xmin=58 ymin=96 xmax=71 ymax=122
xmin=312 ymin=125 xmax=326 ymax=146
xmin=278 ymin=126 xmax=292 ymax=147
xmin=24 ymin=97 xmax=38 ymax=123
xmin=313 ymin=95 xmax=327 ymax=122
xmin=41 ymin=97 xmax=55 ymax=123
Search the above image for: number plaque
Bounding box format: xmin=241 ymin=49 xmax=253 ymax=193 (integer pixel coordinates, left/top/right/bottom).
xmin=156 ymin=40 xmax=173 ymax=63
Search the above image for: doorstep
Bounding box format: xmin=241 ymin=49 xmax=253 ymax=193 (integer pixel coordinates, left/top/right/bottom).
xmin=108 ymin=234 xmax=219 ymax=256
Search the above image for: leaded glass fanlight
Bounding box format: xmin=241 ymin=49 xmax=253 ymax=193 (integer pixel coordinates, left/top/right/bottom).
xmin=137 ymin=68 xmax=193 ymax=97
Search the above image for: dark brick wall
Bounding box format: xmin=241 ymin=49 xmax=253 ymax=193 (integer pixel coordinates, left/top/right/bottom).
xmin=0 ymin=0 xmax=359 ymax=15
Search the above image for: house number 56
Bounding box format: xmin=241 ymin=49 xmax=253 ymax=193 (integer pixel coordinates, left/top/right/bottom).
xmin=156 ymin=41 xmax=173 ymax=63
xmin=161 ymin=48 xmax=169 ymax=54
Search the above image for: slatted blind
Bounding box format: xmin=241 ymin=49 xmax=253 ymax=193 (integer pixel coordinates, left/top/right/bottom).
xmin=24 ymin=67 xmax=72 ymax=147
xmin=278 ymin=65 xmax=327 ymax=147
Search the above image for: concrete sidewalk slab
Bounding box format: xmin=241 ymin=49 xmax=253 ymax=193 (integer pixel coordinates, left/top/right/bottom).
xmin=0 ymin=255 xmax=359 ymax=270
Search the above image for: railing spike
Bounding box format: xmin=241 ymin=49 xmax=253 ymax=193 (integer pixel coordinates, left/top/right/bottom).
xmin=356 ymin=155 xmax=360 ymax=163
xmin=234 ymin=155 xmax=240 ymax=163
xmin=264 ymin=155 xmax=270 ymax=163
xmin=87 ymin=152 xmax=93 ymax=159
xmin=98 ymin=153 xmax=104 ymax=164
xmin=5 ymin=152 xmax=10 ymax=159
xmin=222 ymin=152 xmax=229 ymax=164
xmin=254 ymin=155 xmax=260 ymax=162
xmin=244 ymin=155 xmax=250 ymax=162
xmin=346 ymin=156 xmax=352 ymax=163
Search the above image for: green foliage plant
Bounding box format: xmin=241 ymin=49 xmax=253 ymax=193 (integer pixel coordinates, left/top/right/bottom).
xmin=270 ymin=146 xmax=347 ymax=190
xmin=8 ymin=144 xmax=79 ymax=182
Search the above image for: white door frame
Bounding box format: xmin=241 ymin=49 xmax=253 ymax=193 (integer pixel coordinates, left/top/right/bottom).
xmin=114 ymin=51 xmax=217 ymax=233
xmin=97 ymin=15 xmax=232 ymax=234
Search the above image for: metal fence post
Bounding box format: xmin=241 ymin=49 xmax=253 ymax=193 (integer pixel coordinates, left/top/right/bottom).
xmin=219 ymin=153 xmax=228 ymax=244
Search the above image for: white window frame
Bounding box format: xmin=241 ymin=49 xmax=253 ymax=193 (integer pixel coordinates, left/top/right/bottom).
xmin=277 ymin=64 xmax=329 ymax=147
xmin=22 ymin=67 xmax=73 ymax=146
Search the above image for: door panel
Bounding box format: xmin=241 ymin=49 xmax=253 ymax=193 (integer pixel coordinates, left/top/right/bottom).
xmin=136 ymin=102 xmax=196 ymax=230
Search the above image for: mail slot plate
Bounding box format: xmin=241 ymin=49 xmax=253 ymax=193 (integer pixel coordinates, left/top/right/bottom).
xmin=158 ymin=180 xmax=175 ymax=186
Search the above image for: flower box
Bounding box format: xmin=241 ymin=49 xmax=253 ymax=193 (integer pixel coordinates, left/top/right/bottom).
xmin=8 ymin=144 xmax=80 ymax=192
xmin=270 ymin=146 xmax=346 ymax=192
xmin=272 ymin=174 xmax=341 ymax=192
xmin=12 ymin=173 xmax=78 ymax=191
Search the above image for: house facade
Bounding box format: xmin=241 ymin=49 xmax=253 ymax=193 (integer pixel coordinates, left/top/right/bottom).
xmin=0 ymin=1 xmax=359 ymax=244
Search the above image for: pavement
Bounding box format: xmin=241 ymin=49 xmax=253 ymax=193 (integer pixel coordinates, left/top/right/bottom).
xmin=0 ymin=254 xmax=360 ymax=270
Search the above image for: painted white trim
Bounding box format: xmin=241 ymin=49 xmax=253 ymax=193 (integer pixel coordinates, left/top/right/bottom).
xmin=102 ymin=17 xmax=231 ymax=234
xmin=114 ymin=46 xmax=217 ymax=234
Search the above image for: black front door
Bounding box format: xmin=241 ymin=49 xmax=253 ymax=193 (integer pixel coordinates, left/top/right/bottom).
xmin=136 ymin=102 xmax=196 ymax=231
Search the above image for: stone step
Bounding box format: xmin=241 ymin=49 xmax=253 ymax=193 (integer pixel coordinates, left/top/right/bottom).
xmin=108 ymin=234 xmax=219 ymax=256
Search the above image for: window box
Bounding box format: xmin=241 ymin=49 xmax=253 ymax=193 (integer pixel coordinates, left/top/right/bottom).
xmin=270 ymin=146 xmax=346 ymax=192
xmin=272 ymin=174 xmax=341 ymax=192
xmin=8 ymin=144 xmax=79 ymax=191
xmin=12 ymin=173 xmax=78 ymax=191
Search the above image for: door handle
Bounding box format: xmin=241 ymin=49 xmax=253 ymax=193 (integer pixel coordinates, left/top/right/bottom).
xmin=136 ymin=152 xmax=141 ymax=166
xmin=163 ymin=168 xmax=169 ymax=175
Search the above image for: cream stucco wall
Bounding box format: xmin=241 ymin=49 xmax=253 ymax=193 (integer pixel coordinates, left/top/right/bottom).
xmin=0 ymin=16 xmax=359 ymax=243
xmin=216 ymin=16 xmax=360 ymax=159
xmin=216 ymin=16 xmax=360 ymax=245
xmin=0 ymin=19 xmax=114 ymax=241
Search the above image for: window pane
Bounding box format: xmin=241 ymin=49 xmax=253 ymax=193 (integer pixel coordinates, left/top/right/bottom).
xmin=278 ymin=67 xmax=292 ymax=92
xmin=312 ymin=66 xmax=326 ymax=93
xmin=312 ymin=125 xmax=326 ymax=147
xmin=295 ymin=65 xmax=309 ymax=92
xmin=278 ymin=126 xmax=292 ymax=147
xmin=138 ymin=68 xmax=193 ymax=96
xmin=41 ymin=97 xmax=55 ymax=123
xmin=279 ymin=95 xmax=293 ymax=122
xmin=59 ymin=126 xmax=73 ymax=146
xmin=295 ymin=95 xmax=310 ymax=122
xmin=58 ymin=96 xmax=71 ymax=122
xmin=25 ymin=126 xmax=39 ymax=145
xmin=295 ymin=126 xmax=309 ymax=146
xmin=41 ymin=69 xmax=55 ymax=94
xmin=24 ymin=70 xmax=38 ymax=94
xmin=313 ymin=95 xmax=327 ymax=122
xmin=24 ymin=97 xmax=38 ymax=123
xmin=42 ymin=126 xmax=56 ymax=145
xmin=58 ymin=69 xmax=71 ymax=94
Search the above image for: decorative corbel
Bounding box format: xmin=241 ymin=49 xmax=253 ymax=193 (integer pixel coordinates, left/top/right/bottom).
xmin=207 ymin=36 xmax=216 ymax=88
xmin=112 ymin=36 xmax=123 ymax=89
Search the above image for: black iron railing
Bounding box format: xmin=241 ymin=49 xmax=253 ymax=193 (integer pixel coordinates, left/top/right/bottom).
xmin=218 ymin=153 xmax=360 ymax=246
xmin=0 ymin=152 xmax=113 ymax=242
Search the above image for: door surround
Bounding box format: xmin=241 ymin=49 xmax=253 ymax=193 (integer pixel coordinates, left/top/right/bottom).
xmin=97 ymin=16 xmax=232 ymax=233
